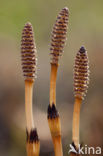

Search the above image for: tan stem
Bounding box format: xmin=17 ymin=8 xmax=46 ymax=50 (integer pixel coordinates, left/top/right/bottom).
xmin=26 ymin=142 xmax=40 ymax=156
xmin=50 ymin=64 xmax=58 ymax=106
xmin=72 ymin=98 xmax=82 ymax=149
xmin=48 ymin=116 xmax=63 ymax=156
xmin=25 ymin=80 xmax=34 ymax=132
xmin=53 ymin=136 xmax=63 ymax=156
xmin=49 ymin=63 xmax=63 ymax=156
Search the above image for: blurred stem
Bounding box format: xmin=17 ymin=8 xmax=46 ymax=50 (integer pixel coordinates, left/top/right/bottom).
xmin=26 ymin=142 xmax=40 ymax=156
xmin=53 ymin=135 xmax=63 ymax=156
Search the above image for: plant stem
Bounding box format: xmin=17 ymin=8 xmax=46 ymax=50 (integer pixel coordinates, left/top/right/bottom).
xmin=26 ymin=141 xmax=40 ymax=156
xmin=25 ymin=80 xmax=34 ymax=132
xmin=72 ymin=98 xmax=82 ymax=149
xmin=25 ymin=80 xmax=40 ymax=156
xmin=48 ymin=113 xmax=63 ymax=156
xmin=50 ymin=64 xmax=58 ymax=106
xmin=48 ymin=63 xmax=63 ymax=156
xmin=53 ymin=135 xmax=63 ymax=156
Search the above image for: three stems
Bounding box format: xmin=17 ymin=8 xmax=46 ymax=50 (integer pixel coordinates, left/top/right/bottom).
xmin=20 ymin=7 xmax=90 ymax=156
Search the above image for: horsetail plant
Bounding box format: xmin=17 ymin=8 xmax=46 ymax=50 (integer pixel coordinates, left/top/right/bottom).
xmin=71 ymin=46 xmax=89 ymax=155
xmin=47 ymin=7 xmax=69 ymax=156
xmin=21 ymin=22 xmax=40 ymax=156
xmin=20 ymin=7 xmax=90 ymax=156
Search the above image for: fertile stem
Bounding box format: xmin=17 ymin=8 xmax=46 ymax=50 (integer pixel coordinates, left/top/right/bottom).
xmin=48 ymin=104 xmax=63 ymax=156
xmin=21 ymin=22 xmax=40 ymax=156
xmin=25 ymin=80 xmax=40 ymax=156
xmin=25 ymin=80 xmax=34 ymax=132
xmin=53 ymin=135 xmax=63 ymax=156
xmin=26 ymin=142 xmax=40 ymax=156
xmin=48 ymin=7 xmax=69 ymax=156
xmin=72 ymin=46 xmax=89 ymax=151
xmin=50 ymin=64 xmax=58 ymax=106
xmin=72 ymin=98 xmax=82 ymax=149
xmin=26 ymin=129 xmax=40 ymax=156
